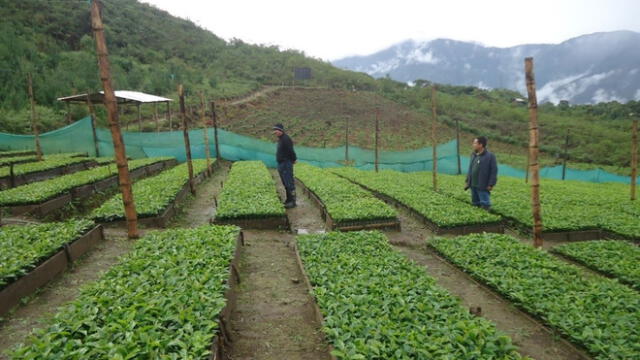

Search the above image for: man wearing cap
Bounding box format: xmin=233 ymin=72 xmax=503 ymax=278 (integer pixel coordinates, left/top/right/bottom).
xmin=464 ymin=136 xmax=498 ymax=210
xmin=273 ymin=123 xmax=297 ymax=208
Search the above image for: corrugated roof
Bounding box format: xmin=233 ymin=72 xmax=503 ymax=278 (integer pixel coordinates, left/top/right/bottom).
xmin=57 ymin=91 xmax=172 ymax=104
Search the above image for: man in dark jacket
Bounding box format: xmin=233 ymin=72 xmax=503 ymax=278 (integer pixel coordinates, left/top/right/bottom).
xmin=273 ymin=123 xmax=297 ymax=208
xmin=464 ymin=136 xmax=498 ymax=210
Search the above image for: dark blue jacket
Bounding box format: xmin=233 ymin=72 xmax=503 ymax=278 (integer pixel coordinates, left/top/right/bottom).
xmin=466 ymin=150 xmax=498 ymax=190
xmin=276 ymin=133 xmax=297 ymax=163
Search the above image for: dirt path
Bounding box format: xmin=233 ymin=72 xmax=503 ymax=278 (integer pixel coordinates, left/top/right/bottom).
xmin=228 ymin=86 xmax=281 ymax=106
xmin=271 ymin=169 xmax=326 ymax=234
xmin=0 ymin=162 xmax=230 ymax=358
xmin=170 ymin=161 xmax=230 ymax=228
xmin=383 ymin=207 xmax=591 ymax=360
xmin=225 ymin=170 xmax=330 ymax=360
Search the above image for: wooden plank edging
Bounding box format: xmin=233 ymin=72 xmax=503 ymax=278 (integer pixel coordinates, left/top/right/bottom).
xmin=291 ymin=239 xmax=338 ymax=360
xmin=209 ymin=231 xmax=244 ymax=360
xmin=0 ymin=225 xmax=105 ymax=317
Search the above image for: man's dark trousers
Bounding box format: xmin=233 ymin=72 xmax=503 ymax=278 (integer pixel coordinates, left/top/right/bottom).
xmin=277 ymin=160 xmax=295 ymax=202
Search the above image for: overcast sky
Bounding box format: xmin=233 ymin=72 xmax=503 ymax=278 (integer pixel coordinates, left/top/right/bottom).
xmin=142 ymin=0 xmax=640 ymax=61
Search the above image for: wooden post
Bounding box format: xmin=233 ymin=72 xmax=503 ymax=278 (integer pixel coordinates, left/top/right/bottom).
xmin=200 ymin=93 xmax=212 ymax=173
xmin=27 ymin=73 xmax=43 ymax=161
xmin=525 ymin=57 xmax=543 ymax=248
xmin=167 ymin=101 xmax=172 ymax=130
xmin=137 ymin=103 xmax=142 ymax=132
xmin=222 ymin=100 xmax=229 ymax=125
xmin=631 ymin=117 xmax=638 ymax=201
xmin=431 ymin=86 xmax=438 ymax=191
xmin=66 ymin=102 xmax=72 ymax=124
xmin=456 ymin=117 xmax=461 ymax=175
xmin=91 ymin=0 xmax=138 ymax=239
xmin=525 ymin=149 xmax=530 ymax=183
xmin=154 ymin=103 xmax=159 ymax=132
xmin=345 ymin=115 xmax=350 ymax=163
xmin=9 ymin=163 xmax=15 ymax=188
xmin=211 ymin=101 xmax=221 ymax=160
xmin=562 ymin=129 xmax=570 ymax=180
xmin=179 ymin=84 xmax=195 ymax=195
xmin=374 ymin=107 xmax=380 ymax=172
xmin=85 ymin=92 xmax=101 ymax=157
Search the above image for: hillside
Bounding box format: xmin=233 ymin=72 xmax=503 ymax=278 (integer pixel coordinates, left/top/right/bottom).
xmin=333 ymin=31 xmax=640 ymax=105
xmin=0 ymin=0 xmax=637 ymax=174
xmin=0 ymin=0 xmax=375 ymax=132
xmin=210 ymin=86 xmax=635 ymax=174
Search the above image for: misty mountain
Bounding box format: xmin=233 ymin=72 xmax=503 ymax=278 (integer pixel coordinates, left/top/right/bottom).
xmin=333 ymin=31 xmax=640 ymax=104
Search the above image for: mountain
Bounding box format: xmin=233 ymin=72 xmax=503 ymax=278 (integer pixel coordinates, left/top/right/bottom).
xmin=333 ymin=31 xmax=640 ymax=104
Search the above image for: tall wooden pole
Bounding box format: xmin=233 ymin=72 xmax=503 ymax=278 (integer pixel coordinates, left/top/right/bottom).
xmin=562 ymin=129 xmax=570 ymax=180
xmin=86 ymin=92 xmax=100 ymax=157
xmin=525 ymin=57 xmax=543 ymax=248
xmin=137 ymin=103 xmax=142 ymax=132
xmin=211 ymin=101 xmax=221 ymax=160
xmin=222 ymin=100 xmax=230 ymax=125
xmin=456 ymin=117 xmax=461 ymax=175
xmin=374 ymin=107 xmax=380 ymax=172
xmin=631 ymin=117 xmax=638 ymax=201
xmin=179 ymin=84 xmax=195 ymax=195
xmin=91 ymin=0 xmax=138 ymax=239
xmin=431 ymin=86 xmax=438 ymax=191
xmin=154 ymin=103 xmax=159 ymax=133
xmin=27 ymin=73 xmax=43 ymax=161
xmin=167 ymin=101 xmax=172 ymax=130
xmin=525 ymin=148 xmax=530 ymax=183
xmin=345 ymin=115 xmax=350 ymax=163
xmin=66 ymin=102 xmax=72 ymax=125
xmin=200 ymin=93 xmax=212 ymax=173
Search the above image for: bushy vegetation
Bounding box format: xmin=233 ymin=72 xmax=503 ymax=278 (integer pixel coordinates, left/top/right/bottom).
xmin=1 ymin=0 xmax=637 ymax=172
xmin=0 ymin=0 xmax=376 ymax=132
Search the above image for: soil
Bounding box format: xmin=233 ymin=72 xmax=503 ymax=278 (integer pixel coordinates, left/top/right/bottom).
xmin=170 ymin=160 xmax=231 ymax=228
xmin=226 ymin=230 xmax=330 ymax=360
xmin=223 ymin=171 xmax=331 ymax=359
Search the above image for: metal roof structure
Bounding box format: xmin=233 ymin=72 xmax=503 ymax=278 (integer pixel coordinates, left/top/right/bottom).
xmin=57 ymin=90 xmax=172 ymax=104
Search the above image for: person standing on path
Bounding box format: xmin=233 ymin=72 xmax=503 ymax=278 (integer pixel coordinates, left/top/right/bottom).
xmin=273 ymin=123 xmax=297 ymax=208
xmin=464 ymin=136 xmax=498 ymax=210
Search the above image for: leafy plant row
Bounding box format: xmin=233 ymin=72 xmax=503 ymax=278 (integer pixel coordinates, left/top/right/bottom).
xmin=0 ymin=150 xmax=34 ymax=158
xmin=297 ymin=231 xmax=525 ymax=359
xmin=0 ymin=157 xmax=172 ymax=206
xmin=0 ymin=218 xmax=95 ymax=289
xmin=295 ymin=163 xmax=397 ymax=224
xmin=331 ymin=167 xmax=500 ymax=228
xmin=553 ymin=240 xmax=640 ymax=291
xmin=215 ymin=160 xmax=285 ymax=220
xmin=91 ymin=159 xmax=211 ymax=221
xmin=9 ymin=225 xmax=239 ymax=359
xmin=415 ymin=170 xmax=640 ymax=239
xmin=430 ymin=233 xmax=640 ymax=360
xmin=0 ymin=155 xmax=39 ymax=167
xmin=0 ymin=154 xmax=101 ymax=178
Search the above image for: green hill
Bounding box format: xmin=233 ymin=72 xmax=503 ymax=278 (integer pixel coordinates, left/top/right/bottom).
xmin=0 ymin=0 xmax=375 ymax=131
xmin=215 ymin=86 xmax=636 ymax=174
